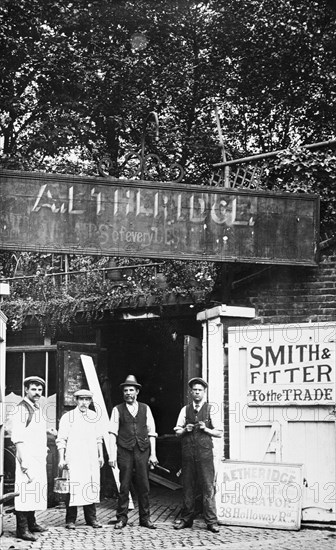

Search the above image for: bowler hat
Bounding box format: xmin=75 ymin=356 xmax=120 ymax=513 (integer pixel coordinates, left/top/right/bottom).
xmin=73 ymin=389 xmax=93 ymax=398
xmin=120 ymin=374 xmax=142 ymax=389
xmin=24 ymin=376 xmax=45 ymax=387
xmin=188 ymin=377 xmax=208 ymax=389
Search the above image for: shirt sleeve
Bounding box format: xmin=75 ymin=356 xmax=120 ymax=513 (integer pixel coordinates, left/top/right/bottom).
xmin=108 ymin=406 xmax=120 ymax=436
xmin=10 ymin=406 xmax=27 ymax=445
xmin=95 ymin=431 xmax=103 ymax=444
xmin=146 ymin=405 xmax=157 ymax=437
xmin=56 ymin=413 xmax=70 ymax=450
xmin=173 ymin=406 xmax=187 ymax=431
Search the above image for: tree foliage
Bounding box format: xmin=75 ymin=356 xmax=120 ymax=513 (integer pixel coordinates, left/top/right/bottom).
xmin=266 ymin=147 xmax=336 ymax=238
xmin=1 ymin=0 xmax=335 ymax=177
xmin=1 ymin=0 xmax=336 ymax=333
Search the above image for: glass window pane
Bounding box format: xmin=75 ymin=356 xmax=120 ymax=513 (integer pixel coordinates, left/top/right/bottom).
xmin=6 ymin=353 xmax=23 ymax=396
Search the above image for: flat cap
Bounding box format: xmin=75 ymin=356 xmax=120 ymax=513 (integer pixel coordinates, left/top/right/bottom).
xmin=120 ymin=374 xmax=142 ymax=389
xmin=24 ymin=376 xmax=45 ymax=387
xmin=73 ymin=389 xmax=93 ymax=398
xmin=188 ymin=377 xmax=208 ymax=389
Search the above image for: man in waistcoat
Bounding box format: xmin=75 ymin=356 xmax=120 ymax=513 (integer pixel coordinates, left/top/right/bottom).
xmin=10 ymin=376 xmax=48 ymax=541
xmin=173 ymin=377 xmax=222 ymax=533
xmin=108 ymin=374 xmax=158 ymax=530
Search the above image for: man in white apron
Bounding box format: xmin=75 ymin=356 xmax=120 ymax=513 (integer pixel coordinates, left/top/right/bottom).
xmin=11 ymin=376 xmax=48 ymax=541
xmin=56 ymin=389 xmax=104 ymax=529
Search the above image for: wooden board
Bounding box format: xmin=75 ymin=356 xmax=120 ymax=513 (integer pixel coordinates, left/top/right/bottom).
xmin=148 ymin=472 xmax=181 ymax=490
xmin=216 ymin=460 xmax=303 ymax=530
xmin=0 ymin=169 xmax=319 ymax=265
xmin=56 ymin=342 xmax=97 ymax=418
xmin=64 ymin=353 xmax=87 ymax=406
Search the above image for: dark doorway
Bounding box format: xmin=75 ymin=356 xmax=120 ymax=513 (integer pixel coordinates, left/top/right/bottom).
xmin=101 ymin=316 xmax=201 ymax=437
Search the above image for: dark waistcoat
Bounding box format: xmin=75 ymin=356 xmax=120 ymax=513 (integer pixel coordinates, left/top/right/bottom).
xmin=182 ymin=403 xmax=214 ymax=452
xmin=117 ymin=402 xmax=150 ymax=451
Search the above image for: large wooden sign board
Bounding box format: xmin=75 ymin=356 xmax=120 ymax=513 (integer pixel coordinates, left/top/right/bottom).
xmin=216 ymin=460 xmax=303 ymax=530
xmin=0 ymin=169 xmax=319 ymax=265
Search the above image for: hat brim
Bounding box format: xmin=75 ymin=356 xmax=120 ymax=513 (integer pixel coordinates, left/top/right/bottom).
xmin=120 ymin=382 xmax=142 ymax=389
xmin=188 ymin=377 xmax=208 ymax=389
xmin=74 ymin=391 xmax=93 ymax=398
xmin=24 ymin=376 xmax=45 ymax=386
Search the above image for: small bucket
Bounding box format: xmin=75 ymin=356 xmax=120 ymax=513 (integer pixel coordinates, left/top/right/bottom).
xmin=53 ymin=470 xmax=70 ymax=501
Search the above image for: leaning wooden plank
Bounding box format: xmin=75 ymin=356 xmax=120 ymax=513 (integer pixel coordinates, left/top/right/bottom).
xmin=149 ymin=472 xmax=181 ymax=490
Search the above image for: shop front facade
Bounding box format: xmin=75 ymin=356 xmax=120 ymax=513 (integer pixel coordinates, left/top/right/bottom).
xmin=1 ymin=168 xmax=334 ymax=524
xmin=2 ymin=246 xmax=335 ymax=525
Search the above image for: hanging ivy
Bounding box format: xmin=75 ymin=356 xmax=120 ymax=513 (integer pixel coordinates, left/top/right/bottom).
xmin=1 ymin=257 xmax=216 ymax=335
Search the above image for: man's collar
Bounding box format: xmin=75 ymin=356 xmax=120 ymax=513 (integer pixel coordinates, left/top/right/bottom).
xmin=76 ymin=405 xmax=89 ymax=415
xmin=126 ymin=401 xmax=138 ymax=408
xmin=23 ymin=396 xmax=39 ymax=409
xmin=193 ymin=398 xmax=206 ymax=408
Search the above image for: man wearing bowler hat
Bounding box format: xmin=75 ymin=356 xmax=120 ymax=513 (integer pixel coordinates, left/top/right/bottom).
xmin=108 ymin=374 xmax=158 ymax=530
xmin=56 ymin=389 xmax=104 ymax=529
xmin=173 ymin=377 xmax=222 ymax=533
xmin=11 ymin=376 xmax=48 ymax=541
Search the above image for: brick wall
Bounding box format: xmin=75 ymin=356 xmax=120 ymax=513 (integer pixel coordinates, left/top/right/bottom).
xmin=230 ymin=247 xmax=336 ymax=325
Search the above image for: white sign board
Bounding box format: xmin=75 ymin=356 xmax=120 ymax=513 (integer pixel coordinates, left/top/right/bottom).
xmin=243 ymin=324 xmax=336 ymax=406
xmin=216 ymin=460 xmax=303 ymax=530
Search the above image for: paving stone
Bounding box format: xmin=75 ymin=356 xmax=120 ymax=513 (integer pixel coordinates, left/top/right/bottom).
xmin=2 ymin=487 xmax=335 ymax=549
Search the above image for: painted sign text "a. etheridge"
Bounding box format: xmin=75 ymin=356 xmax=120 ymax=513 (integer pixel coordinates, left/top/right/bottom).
xmin=216 ymin=460 xmax=303 ymax=530
xmin=0 ymin=170 xmax=319 ymax=264
xmin=247 ymin=341 xmax=335 ymax=405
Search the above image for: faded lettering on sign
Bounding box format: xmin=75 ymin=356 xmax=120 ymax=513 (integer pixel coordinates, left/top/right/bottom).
xmin=0 ymin=170 xmax=319 ymax=264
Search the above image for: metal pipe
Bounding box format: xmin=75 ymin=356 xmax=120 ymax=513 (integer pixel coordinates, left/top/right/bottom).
xmin=213 ymin=139 xmax=336 ymax=168
xmin=0 ymin=262 xmax=164 ymax=282
xmin=231 ymin=266 xmax=272 ymax=289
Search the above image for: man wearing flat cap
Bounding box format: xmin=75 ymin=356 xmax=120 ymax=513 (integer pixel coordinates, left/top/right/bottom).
xmin=10 ymin=376 xmax=48 ymax=541
xmin=108 ymin=374 xmax=158 ymax=530
xmin=56 ymin=389 xmax=104 ymax=529
xmin=173 ymin=377 xmax=222 ymax=533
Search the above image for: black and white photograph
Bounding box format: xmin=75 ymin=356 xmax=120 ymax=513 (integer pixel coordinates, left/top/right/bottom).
xmin=0 ymin=1 xmax=335 ymax=548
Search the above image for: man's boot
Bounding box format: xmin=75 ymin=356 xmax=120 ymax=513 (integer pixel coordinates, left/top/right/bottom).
xmin=16 ymin=511 xmax=37 ymax=541
xmin=27 ymin=511 xmax=48 ymax=533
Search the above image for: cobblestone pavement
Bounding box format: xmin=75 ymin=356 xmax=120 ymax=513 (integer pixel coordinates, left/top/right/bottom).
xmin=1 ymin=487 xmax=335 ymax=550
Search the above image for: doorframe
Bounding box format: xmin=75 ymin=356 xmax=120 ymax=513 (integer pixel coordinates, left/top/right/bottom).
xmin=197 ymin=304 xmax=255 ymax=460
xmin=0 ymin=310 xmax=8 ymax=535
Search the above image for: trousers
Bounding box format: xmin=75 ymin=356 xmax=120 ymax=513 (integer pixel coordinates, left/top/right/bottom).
xmin=65 ymin=494 xmax=97 ymax=525
xmin=180 ymin=445 xmax=217 ymax=526
xmin=117 ymin=444 xmax=150 ymax=523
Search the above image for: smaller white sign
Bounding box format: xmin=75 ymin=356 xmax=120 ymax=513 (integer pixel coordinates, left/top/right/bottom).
xmin=216 ymin=460 xmax=303 ymax=530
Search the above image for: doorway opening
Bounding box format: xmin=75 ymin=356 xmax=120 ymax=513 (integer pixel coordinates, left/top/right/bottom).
xmin=100 ymin=316 xmax=202 ymax=436
xmin=100 ymin=316 xmax=202 ymax=482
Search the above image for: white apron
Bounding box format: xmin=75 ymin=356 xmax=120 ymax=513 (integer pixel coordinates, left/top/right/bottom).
xmin=11 ymin=400 xmax=48 ymax=511
xmin=57 ymin=408 xmax=102 ymax=506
